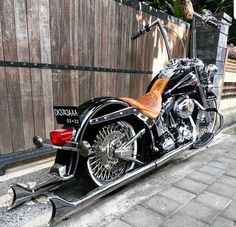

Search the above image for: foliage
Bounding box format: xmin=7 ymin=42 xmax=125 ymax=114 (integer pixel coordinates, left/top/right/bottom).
xmin=198 ymin=0 xmax=235 ymax=44
xmin=140 ymin=0 xmax=182 ymax=17
xmin=139 ymin=0 xmax=235 ymax=45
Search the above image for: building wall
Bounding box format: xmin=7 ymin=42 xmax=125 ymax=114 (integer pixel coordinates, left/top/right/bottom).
xmin=220 ymin=48 xmax=236 ymax=127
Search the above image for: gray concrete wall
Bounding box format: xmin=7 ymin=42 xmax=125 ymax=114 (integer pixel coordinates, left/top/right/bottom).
xmin=195 ymin=13 xmax=232 ymax=98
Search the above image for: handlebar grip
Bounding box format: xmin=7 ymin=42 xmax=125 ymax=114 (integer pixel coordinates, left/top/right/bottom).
xmin=195 ymin=10 xmax=220 ymax=29
xmin=131 ymin=24 xmax=150 ymax=41
xmin=131 ymin=31 xmax=142 ymax=40
xmin=206 ymin=19 xmax=219 ymax=29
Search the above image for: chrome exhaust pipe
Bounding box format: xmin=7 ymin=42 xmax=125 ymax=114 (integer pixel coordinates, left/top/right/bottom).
xmin=48 ymin=140 xmax=195 ymax=226
xmin=8 ymin=179 xmax=64 ymax=210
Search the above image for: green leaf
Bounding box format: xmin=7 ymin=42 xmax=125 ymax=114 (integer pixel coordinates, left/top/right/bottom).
xmin=172 ymin=0 xmax=182 ymax=17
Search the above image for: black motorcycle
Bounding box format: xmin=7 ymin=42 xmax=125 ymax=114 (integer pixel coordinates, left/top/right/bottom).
xmin=9 ymin=9 xmax=224 ymax=225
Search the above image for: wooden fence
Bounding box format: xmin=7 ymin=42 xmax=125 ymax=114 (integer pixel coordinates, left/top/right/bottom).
xmin=0 ymin=0 xmax=189 ymax=155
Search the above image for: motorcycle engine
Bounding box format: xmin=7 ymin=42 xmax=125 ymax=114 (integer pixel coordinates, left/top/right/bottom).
xmin=158 ymin=97 xmax=195 ymax=154
xmin=174 ymin=98 xmax=194 ymax=119
xmin=177 ymin=124 xmax=192 ymax=143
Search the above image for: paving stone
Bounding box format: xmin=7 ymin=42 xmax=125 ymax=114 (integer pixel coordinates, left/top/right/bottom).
xmin=180 ymin=200 xmax=219 ymax=224
xmin=217 ymin=174 xmax=236 ymax=187
xmin=186 ymin=171 xmax=216 ymax=185
xmin=216 ymin=156 xmax=236 ymax=164
xmin=121 ymin=204 xmax=164 ymax=227
xmin=143 ymin=194 xmax=181 ymax=217
xmin=224 ymin=152 xmax=236 ymax=160
xmin=206 ymin=181 xmax=236 ymax=199
xmin=159 ymin=186 xmax=195 ymax=204
xmin=222 ymin=200 xmax=236 ymax=221
xmin=208 ymin=160 xmax=232 ymax=170
xmin=196 ymin=191 xmax=231 ymax=210
xmin=105 ymin=219 xmax=132 ymax=227
xmin=173 ymin=178 xmax=207 ymax=195
xmin=211 ymin=216 xmax=235 ymax=227
xmin=197 ymin=165 xmax=225 ymax=177
xmin=225 ymin=165 xmax=236 ymax=178
xmin=160 ymin=212 xmax=207 ymax=227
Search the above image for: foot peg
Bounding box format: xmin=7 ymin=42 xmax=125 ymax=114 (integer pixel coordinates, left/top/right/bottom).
xmin=192 ymin=132 xmax=214 ymax=149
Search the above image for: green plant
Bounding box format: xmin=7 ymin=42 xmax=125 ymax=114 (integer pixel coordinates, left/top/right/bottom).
xmin=140 ymin=0 xmax=183 ymax=17
xmin=140 ymin=0 xmax=235 ymax=45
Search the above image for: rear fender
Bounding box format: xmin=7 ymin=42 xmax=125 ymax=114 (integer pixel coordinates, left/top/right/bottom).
xmin=52 ymin=97 xmax=155 ymax=177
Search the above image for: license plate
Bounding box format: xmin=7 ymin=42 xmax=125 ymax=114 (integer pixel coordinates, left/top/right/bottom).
xmin=54 ymin=106 xmax=80 ymax=125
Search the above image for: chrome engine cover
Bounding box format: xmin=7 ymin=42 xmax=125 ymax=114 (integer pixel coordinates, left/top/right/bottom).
xmin=174 ymin=98 xmax=195 ymax=119
xmin=177 ymin=125 xmax=192 ymax=143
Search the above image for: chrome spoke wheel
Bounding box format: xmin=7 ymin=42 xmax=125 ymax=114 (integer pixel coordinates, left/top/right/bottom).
xmin=87 ymin=121 xmax=137 ymax=186
xmin=196 ymin=100 xmax=217 ymax=137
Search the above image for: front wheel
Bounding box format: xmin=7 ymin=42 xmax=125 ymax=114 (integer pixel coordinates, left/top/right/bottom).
xmin=195 ymin=99 xmax=217 ymax=137
xmin=86 ymin=121 xmax=138 ymax=187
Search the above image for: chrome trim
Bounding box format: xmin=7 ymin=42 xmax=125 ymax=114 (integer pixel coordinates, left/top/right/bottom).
xmin=48 ymin=138 xmax=196 ymax=226
xmin=117 ymin=128 xmax=145 ymax=150
xmin=89 ymin=107 xmax=136 ymax=125
xmin=193 ymin=99 xmax=206 ymax=111
xmin=40 ymin=142 xmax=79 ymax=152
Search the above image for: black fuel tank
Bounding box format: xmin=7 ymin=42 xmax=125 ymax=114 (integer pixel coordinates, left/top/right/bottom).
xmin=164 ymin=69 xmax=198 ymax=96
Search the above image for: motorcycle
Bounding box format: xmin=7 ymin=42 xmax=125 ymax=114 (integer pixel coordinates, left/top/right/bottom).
xmin=9 ymin=9 xmax=225 ymax=225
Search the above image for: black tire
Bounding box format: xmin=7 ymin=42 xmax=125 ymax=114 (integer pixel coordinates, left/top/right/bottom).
xmin=76 ymin=118 xmax=149 ymax=187
xmin=195 ymin=99 xmax=217 ymax=137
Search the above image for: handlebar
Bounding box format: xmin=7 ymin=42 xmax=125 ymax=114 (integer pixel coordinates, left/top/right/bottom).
xmin=131 ymin=25 xmax=149 ymax=40
xmin=131 ymin=10 xmax=223 ymax=41
xmin=131 ymin=19 xmax=160 ymax=40
xmin=193 ymin=9 xmax=221 ymax=29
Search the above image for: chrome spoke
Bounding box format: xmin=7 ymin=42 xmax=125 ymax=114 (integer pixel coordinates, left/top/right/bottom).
xmin=87 ymin=121 xmax=137 ymax=186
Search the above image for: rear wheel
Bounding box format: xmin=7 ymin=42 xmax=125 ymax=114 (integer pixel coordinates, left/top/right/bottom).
xmin=86 ymin=121 xmax=138 ymax=186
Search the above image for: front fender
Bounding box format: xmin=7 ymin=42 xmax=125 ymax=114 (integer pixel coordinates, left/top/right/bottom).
xmin=206 ymin=91 xmax=217 ymax=100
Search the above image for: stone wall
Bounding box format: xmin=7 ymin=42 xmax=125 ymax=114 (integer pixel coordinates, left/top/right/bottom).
xmin=195 ymin=12 xmax=232 ymax=98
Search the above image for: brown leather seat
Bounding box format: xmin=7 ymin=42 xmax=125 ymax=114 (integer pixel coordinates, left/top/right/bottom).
xmin=121 ymin=77 xmax=170 ymax=119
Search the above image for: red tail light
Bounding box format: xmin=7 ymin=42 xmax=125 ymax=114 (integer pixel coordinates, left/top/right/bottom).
xmin=50 ymin=128 xmax=73 ymax=146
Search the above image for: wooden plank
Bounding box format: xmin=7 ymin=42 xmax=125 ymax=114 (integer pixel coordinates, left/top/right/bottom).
xmin=148 ymin=14 xmax=159 ymax=87
xmin=93 ymin=0 xmax=102 ymax=98
xmin=86 ymin=0 xmax=95 ymax=100
xmin=50 ymin=0 xmax=63 ymax=123
xmin=107 ymin=0 xmax=118 ymax=97
xmin=27 ymin=0 xmax=46 ymax=138
xmin=60 ymin=0 xmax=73 ymax=106
xmin=39 ymin=0 xmax=54 ymax=137
xmin=116 ymin=3 xmax=124 ymax=98
xmin=119 ymin=4 xmax=131 ymax=98
xmin=14 ymin=0 xmax=34 ymax=149
xmin=78 ymin=0 xmax=92 ymax=103
xmin=69 ymin=0 xmax=77 ymax=106
xmin=146 ymin=15 xmax=155 ymax=89
xmin=0 ymin=13 xmax=12 ymax=155
xmin=100 ymin=0 xmax=109 ymax=97
xmin=72 ymin=0 xmax=80 ymax=105
xmin=0 ymin=0 xmax=25 ymax=152
xmin=86 ymin=0 xmax=95 ymax=101
xmin=129 ymin=9 xmax=139 ymax=98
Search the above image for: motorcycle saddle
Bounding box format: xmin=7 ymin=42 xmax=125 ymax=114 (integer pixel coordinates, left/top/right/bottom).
xmin=121 ymin=77 xmax=170 ymax=120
